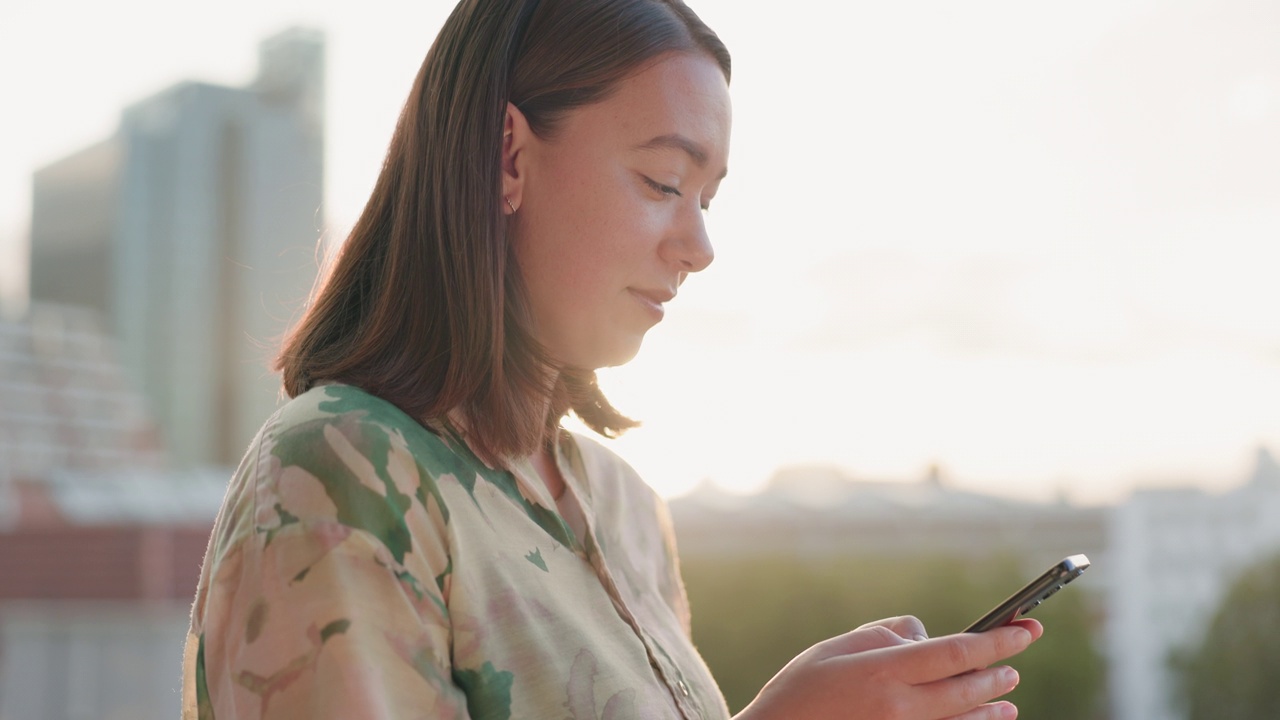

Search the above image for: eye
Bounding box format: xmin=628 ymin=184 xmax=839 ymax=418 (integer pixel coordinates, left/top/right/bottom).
xmin=642 ymin=176 xmax=683 ymax=198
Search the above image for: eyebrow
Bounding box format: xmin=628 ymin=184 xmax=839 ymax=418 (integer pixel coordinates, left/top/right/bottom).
xmin=634 ymin=133 xmax=729 ymax=179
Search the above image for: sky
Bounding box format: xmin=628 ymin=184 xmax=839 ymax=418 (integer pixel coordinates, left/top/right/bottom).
xmin=2 ymin=0 xmax=1278 ymax=504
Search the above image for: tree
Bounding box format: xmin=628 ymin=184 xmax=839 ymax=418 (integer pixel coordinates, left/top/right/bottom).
xmin=1177 ymin=552 xmax=1280 ymax=720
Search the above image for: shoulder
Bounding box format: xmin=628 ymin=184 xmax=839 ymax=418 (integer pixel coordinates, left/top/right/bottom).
xmin=266 ymin=383 xmax=477 ymax=487
xmin=248 ymin=384 xmax=485 ymax=563
xmin=270 ymin=382 xmax=430 ymax=450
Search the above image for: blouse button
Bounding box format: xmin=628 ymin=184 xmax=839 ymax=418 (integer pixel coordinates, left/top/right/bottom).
xmin=677 ymin=680 xmax=690 ymax=697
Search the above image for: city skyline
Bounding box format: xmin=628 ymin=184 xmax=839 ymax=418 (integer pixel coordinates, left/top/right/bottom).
xmin=25 ymin=28 xmax=325 ymax=470
xmin=3 ymin=0 xmax=1278 ymax=503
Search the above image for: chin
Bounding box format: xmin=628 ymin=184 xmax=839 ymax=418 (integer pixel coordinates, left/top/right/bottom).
xmin=578 ymin=337 xmax=645 ymax=371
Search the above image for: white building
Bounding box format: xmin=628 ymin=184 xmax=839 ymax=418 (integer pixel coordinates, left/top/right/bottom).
xmin=28 ymin=27 xmax=325 ymax=469
xmin=1107 ymin=447 xmax=1280 ymax=720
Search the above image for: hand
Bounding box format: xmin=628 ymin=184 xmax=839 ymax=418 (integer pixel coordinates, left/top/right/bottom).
xmin=855 ymin=615 xmax=933 ymax=642
xmin=732 ymin=617 xmax=1043 ymax=720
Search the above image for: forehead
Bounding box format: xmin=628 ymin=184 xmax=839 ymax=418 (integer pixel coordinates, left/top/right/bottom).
xmin=561 ymin=52 xmax=732 ymax=163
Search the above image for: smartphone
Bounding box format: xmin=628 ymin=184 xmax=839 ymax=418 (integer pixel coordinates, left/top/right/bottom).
xmin=962 ymin=554 xmax=1091 ymax=633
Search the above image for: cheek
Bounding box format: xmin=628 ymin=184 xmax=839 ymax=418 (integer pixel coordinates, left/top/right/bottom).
xmin=554 ymin=172 xmax=654 ymax=268
xmin=552 ymin=237 xmax=620 ymax=306
xmin=522 ymin=156 xmax=665 ymax=304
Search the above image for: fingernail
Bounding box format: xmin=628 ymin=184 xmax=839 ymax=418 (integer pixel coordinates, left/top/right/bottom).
xmin=912 ymin=633 xmax=928 ymax=642
xmin=999 ymin=701 xmax=1019 ymax=719
xmin=1011 ymin=627 xmax=1033 ymax=647
xmin=1000 ymin=666 xmax=1020 ymax=688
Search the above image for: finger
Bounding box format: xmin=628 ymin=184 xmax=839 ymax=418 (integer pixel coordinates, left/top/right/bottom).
xmin=945 ymin=701 xmax=1019 ymax=720
xmin=1006 ymin=618 xmax=1043 ymax=641
xmin=814 ymin=624 xmax=914 ymax=660
xmin=896 ymin=626 xmax=1034 ymax=684
xmin=857 ymin=615 xmax=929 ymax=642
xmin=919 ymin=665 xmax=1020 ymax=718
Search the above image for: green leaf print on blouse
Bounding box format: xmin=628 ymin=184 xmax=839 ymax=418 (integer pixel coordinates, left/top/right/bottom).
xmin=316 ymin=385 xmax=581 ymax=553
xmin=316 ymin=384 xmax=465 ymax=522
xmin=271 ymin=414 xmax=416 ymax=565
xmin=511 ymin=493 xmax=579 ymax=552
xmin=271 ymin=384 xmax=456 ymax=567
xmin=195 ymin=634 xmax=214 ymax=720
xmin=318 ymin=618 xmax=351 ymax=642
xmin=525 ymin=547 xmax=549 ymax=572
xmin=453 ymin=661 xmax=515 ymax=720
xmin=427 ymin=415 xmax=579 ymax=552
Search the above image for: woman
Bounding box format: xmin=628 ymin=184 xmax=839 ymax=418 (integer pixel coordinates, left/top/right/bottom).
xmin=182 ymin=0 xmax=1042 ymax=718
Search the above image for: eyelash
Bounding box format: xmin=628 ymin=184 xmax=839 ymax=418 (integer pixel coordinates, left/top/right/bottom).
xmin=643 ymin=176 xmax=682 ymax=198
xmin=643 ymin=176 xmax=711 ymax=212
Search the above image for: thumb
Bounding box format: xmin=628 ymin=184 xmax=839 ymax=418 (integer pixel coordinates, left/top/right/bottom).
xmin=811 ymin=624 xmax=915 ymax=660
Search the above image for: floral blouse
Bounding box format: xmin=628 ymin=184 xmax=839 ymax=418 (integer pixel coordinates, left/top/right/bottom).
xmin=182 ymin=383 xmax=729 ymax=719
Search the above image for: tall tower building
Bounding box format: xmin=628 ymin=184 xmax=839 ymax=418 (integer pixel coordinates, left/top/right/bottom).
xmin=29 ymin=27 xmax=325 ymax=468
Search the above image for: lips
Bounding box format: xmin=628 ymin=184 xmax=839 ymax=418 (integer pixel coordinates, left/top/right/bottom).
xmin=628 ymin=287 xmax=676 ymax=319
xmin=632 ymin=287 xmax=676 ymax=305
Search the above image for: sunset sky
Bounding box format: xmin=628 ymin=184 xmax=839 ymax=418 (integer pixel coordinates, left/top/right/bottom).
xmin=3 ymin=0 xmax=1278 ymax=503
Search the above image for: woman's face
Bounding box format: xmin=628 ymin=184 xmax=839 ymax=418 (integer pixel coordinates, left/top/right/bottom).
xmin=507 ymin=51 xmax=731 ymax=371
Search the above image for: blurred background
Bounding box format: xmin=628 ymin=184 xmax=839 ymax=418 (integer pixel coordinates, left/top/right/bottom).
xmin=2 ymin=1 xmax=1278 ymax=718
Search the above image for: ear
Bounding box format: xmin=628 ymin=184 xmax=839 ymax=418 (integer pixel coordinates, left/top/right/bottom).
xmin=501 ymin=102 xmax=533 ymax=214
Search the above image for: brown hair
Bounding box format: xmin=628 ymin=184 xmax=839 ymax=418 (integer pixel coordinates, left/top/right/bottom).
xmin=277 ymin=0 xmax=730 ymax=462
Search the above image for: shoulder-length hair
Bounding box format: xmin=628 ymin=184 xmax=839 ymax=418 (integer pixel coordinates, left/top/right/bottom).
xmin=277 ymin=0 xmax=730 ymax=462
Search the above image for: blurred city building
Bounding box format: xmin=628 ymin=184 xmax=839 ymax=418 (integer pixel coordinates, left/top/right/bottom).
xmin=0 ymin=472 xmax=223 ymax=720
xmin=0 ymin=302 xmax=163 ymax=507
xmin=0 ymin=302 xmax=224 ymax=720
xmin=670 ymin=464 xmax=1111 ymax=572
xmin=5 ymin=27 xmax=324 ymax=720
xmin=1107 ymin=446 xmax=1280 ymax=720
xmin=28 ymin=143 xmax=119 ymax=314
xmin=28 ymin=27 xmax=325 ymax=470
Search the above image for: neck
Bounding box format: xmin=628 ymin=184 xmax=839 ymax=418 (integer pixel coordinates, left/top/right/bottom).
xmin=530 ymin=441 xmax=567 ymax=500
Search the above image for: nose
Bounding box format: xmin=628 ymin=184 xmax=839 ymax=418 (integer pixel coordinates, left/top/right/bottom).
xmin=662 ymin=205 xmax=715 ymax=274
